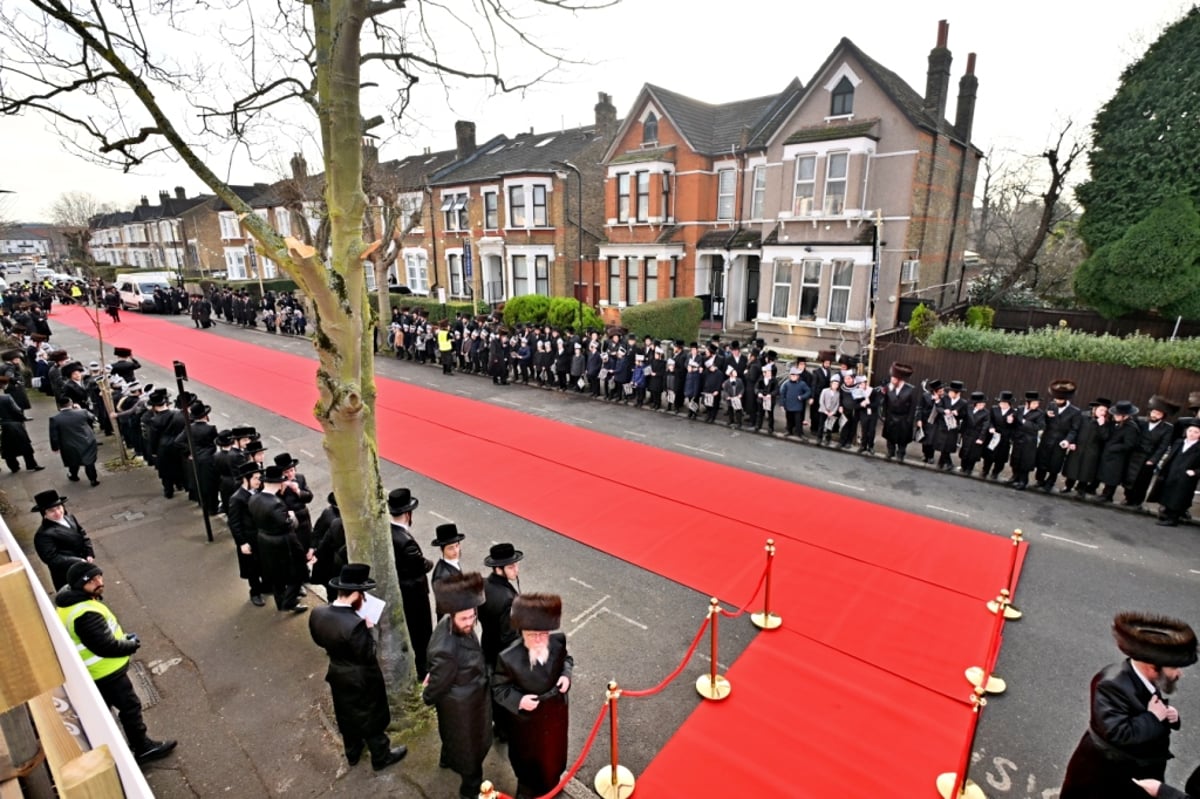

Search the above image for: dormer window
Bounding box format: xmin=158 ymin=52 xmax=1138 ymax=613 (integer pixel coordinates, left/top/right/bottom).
xmin=642 ymin=113 xmax=659 ymax=145
xmin=831 ymin=76 xmax=854 ymax=116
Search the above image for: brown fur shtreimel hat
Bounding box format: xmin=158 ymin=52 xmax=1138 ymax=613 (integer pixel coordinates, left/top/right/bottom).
xmin=434 ymin=572 xmax=486 ymax=615
xmin=1113 ymin=612 xmax=1198 ymax=667
xmin=510 ymin=593 xmax=562 ymax=632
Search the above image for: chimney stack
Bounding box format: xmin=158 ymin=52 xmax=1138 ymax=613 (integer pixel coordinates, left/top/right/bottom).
xmin=290 ymin=152 xmax=308 ymax=181
xmin=175 ymin=186 xmax=186 ymax=199
xmin=455 ymin=120 xmax=477 ymax=160
xmin=159 ymin=190 xmax=170 ymax=204
xmin=140 ymin=195 xmax=149 ymax=207
xmin=954 ymin=53 xmax=978 ymax=143
xmin=362 ymin=138 xmax=379 ymax=170
xmin=594 ymin=91 xmax=617 ymax=135
xmin=923 ymin=20 xmax=953 ymax=124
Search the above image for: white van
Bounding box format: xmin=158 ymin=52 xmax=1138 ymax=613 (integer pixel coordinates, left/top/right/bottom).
xmin=115 ymin=272 xmax=174 ymax=312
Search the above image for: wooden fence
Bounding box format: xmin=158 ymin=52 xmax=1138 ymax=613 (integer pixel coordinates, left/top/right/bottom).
xmin=989 ymin=307 xmax=1200 ymax=339
xmin=871 ymin=342 xmax=1200 ymax=407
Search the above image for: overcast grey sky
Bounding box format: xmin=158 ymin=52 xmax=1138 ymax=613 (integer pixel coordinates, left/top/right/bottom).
xmin=1 ymin=0 xmax=1189 ymax=220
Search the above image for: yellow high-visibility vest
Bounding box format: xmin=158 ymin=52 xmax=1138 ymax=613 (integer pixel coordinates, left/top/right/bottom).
xmin=437 ymin=329 xmax=453 ymax=352
xmin=57 ymin=599 xmax=130 ymax=680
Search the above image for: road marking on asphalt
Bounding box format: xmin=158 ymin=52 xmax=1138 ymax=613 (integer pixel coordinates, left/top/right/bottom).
xmin=623 ymin=430 xmax=646 ymax=438
xmin=926 ymin=504 xmax=969 ymax=518
xmin=746 ymin=460 xmax=770 ymax=468
xmin=569 ymin=577 xmax=595 ymax=589
xmin=572 ymin=595 xmax=610 ymax=624
xmin=494 ymin=397 xmax=521 ymax=407
xmin=696 ymin=653 xmax=730 ymax=670
xmin=219 ymin=411 xmax=230 ymax=418
xmin=1189 ymin=569 xmax=1200 ymax=575
xmin=830 ymin=480 xmax=866 ymax=492
xmin=270 ymin=435 xmax=284 ymax=443
xmin=568 ymin=606 xmax=644 ymax=638
xmin=568 ymin=416 xmax=590 ymax=425
xmin=1041 ymin=533 xmax=1099 ymax=549
xmin=454 ymin=389 xmax=469 ymax=395
xmin=300 ymin=449 xmax=315 ymax=459
xmin=607 ymin=610 xmax=648 ymax=630
xmin=677 ymin=443 xmax=725 ymax=458
xmin=427 ymin=511 xmax=452 ymax=522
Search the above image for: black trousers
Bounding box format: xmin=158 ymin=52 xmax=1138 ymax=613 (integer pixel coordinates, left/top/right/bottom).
xmin=68 ymin=462 xmax=99 ymax=482
xmin=95 ymin=670 xmax=147 ymax=751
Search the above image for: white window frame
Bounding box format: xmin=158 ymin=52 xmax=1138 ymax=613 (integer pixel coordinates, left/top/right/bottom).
xmin=635 ymin=171 xmax=650 ymax=222
xmin=511 ymin=254 xmax=530 ymax=296
xmin=750 ymin=165 xmax=767 ymax=220
xmin=607 ymin=256 xmax=621 ymax=305
xmin=716 ymin=169 xmax=735 ymax=221
xmin=534 ymin=254 xmax=550 ymax=295
xmin=771 ymin=259 xmax=791 ymax=318
xmin=508 ymin=186 xmax=527 ymax=228
xmin=644 ymin=258 xmax=658 ymax=302
xmin=483 ymin=191 xmax=499 ymax=230
xmin=625 ymin=258 xmax=640 ymax=305
xmin=404 ymin=250 xmax=429 ymax=294
xmin=532 ymin=185 xmax=548 ymax=227
xmin=219 ymin=212 xmax=241 ymax=240
xmin=616 ymin=173 xmax=630 ymax=223
xmin=793 ymin=155 xmax=816 ymax=216
xmin=798 ymin=259 xmax=822 ymax=319
xmin=824 ymin=152 xmax=848 ymax=215
xmin=275 ymin=208 xmax=293 ymax=237
xmin=828 ymin=259 xmax=853 ymax=324
xmin=447 ymin=253 xmax=465 ymax=297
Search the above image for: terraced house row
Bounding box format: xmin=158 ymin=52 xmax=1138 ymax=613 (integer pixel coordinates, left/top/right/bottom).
xmin=89 ymin=20 xmax=981 ymax=353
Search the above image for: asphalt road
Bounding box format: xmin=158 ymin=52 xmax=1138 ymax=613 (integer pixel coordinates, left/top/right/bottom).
xmin=18 ymin=310 xmax=1200 ymax=798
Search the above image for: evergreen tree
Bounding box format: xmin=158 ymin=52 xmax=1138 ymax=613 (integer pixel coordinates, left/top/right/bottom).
xmin=1075 ymin=8 xmax=1200 ymax=251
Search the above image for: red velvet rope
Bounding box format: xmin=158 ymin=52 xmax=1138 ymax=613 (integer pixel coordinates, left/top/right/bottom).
xmin=624 ymin=613 xmax=712 ymax=698
xmin=533 ymin=693 xmax=611 ymax=799
xmin=717 ymin=564 xmax=768 ymax=618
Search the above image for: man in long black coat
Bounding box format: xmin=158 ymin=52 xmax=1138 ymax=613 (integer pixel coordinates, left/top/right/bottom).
xmin=145 ymin=389 xmax=186 ymax=498
xmin=275 ymin=452 xmax=315 ymax=582
xmin=881 ymin=362 xmax=917 ymax=461
xmin=1124 ymin=397 xmax=1179 ymax=507
xmin=0 ymin=378 xmax=43 ymax=472
xmin=1007 ymin=392 xmax=1045 ymax=490
xmin=250 ymin=466 xmax=307 ymax=613
xmin=1061 ymin=612 xmax=1196 ymax=799
xmin=227 ymin=461 xmax=268 ymax=606
xmin=176 ymin=401 xmax=219 ymax=513
xmin=32 ymin=490 xmax=93 ymax=590
xmin=424 ymin=572 xmax=491 ymax=799
xmin=388 ymin=487 xmax=433 ymax=678
xmin=1099 ymin=402 xmax=1142 ymax=503
xmin=48 ymin=395 xmax=99 ymax=485
xmin=1036 ymin=379 xmax=1083 ymax=492
xmin=309 ymin=564 xmax=406 ymax=771
xmin=493 ymin=593 xmax=573 ymax=799
xmin=1148 ymin=420 xmax=1200 ymax=526
xmin=1063 ymin=400 xmax=1112 ymax=496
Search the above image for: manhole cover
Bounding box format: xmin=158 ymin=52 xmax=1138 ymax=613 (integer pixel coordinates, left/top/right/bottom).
xmin=129 ymin=660 xmax=161 ymax=709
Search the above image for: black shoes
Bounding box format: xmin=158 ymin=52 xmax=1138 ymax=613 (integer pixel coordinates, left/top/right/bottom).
xmin=90 ymin=479 xmax=100 ymax=487
xmin=346 ymin=745 xmax=364 ymax=766
xmin=284 ymin=604 xmax=308 ymax=614
xmin=135 ymin=738 xmax=178 ymax=764
xmin=372 ymin=746 xmax=408 ymax=771
xmin=68 ymin=474 xmax=81 ymax=482
xmin=250 ymin=594 xmax=265 ymax=607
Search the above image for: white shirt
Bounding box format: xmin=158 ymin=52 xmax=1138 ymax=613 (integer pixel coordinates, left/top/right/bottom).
xmin=1130 ymin=659 xmax=1158 ymax=697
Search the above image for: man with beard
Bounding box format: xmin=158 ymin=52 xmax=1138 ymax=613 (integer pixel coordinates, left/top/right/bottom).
xmin=227 ymin=460 xmax=269 ymax=607
xmin=56 ymin=561 xmax=177 ymax=764
xmin=1061 ymin=612 xmax=1196 ymax=799
xmin=1125 ymin=397 xmax=1181 ymax=508
xmin=32 ymin=489 xmax=92 ymax=590
xmin=1036 ymin=379 xmax=1083 ymax=492
xmin=176 ymin=400 xmax=219 ymax=513
xmin=309 ymin=564 xmax=407 ymax=771
xmin=388 ymin=487 xmax=434 ymax=679
xmin=493 ymin=593 xmax=573 ymax=799
xmin=250 ymin=465 xmax=307 ymax=614
xmin=423 ymin=572 xmax=491 ymax=799
xmin=480 ymin=542 xmax=522 ymax=742
xmin=1063 ymin=399 xmax=1112 ymax=497
xmin=916 ymin=379 xmax=944 ymax=463
xmin=1148 ymin=419 xmax=1200 ymax=527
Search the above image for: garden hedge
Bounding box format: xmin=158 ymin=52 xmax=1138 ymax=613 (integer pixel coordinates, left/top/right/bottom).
xmin=618 ymin=297 xmax=703 ymax=343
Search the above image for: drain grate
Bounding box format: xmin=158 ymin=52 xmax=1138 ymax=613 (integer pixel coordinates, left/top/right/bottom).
xmin=129 ymin=660 xmax=161 ymax=709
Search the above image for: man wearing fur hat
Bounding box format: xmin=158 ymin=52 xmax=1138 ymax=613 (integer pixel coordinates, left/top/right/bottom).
xmin=1036 ymin=379 xmax=1083 ymax=492
xmin=309 ymin=564 xmax=407 ymax=772
xmin=493 ymin=593 xmax=573 ymax=799
xmin=424 ymin=572 xmax=492 ymax=799
xmin=1125 ymin=397 xmax=1181 ymax=508
xmin=1061 ymin=612 xmax=1197 ymax=799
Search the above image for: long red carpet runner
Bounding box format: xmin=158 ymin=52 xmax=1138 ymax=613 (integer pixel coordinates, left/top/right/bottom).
xmin=56 ymin=307 xmax=1021 ymax=797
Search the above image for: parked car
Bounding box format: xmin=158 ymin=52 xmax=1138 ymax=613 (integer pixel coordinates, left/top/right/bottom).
xmin=210 ymin=270 xmax=227 ymax=279
xmin=3 ymin=263 xmax=21 ymax=275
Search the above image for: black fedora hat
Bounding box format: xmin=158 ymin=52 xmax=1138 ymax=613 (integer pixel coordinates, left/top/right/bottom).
xmin=431 ymin=523 xmax=466 ymax=548
xmin=995 ymin=390 xmax=1015 ymax=403
xmin=387 ymin=488 xmax=418 ymax=515
xmin=1113 ymin=400 xmax=1139 ymax=417
xmin=244 ymin=440 xmax=267 ymax=455
xmin=273 ymin=452 xmax=299 ymax=470
xmin=236 ymin=460 xmax=262 ymax=479
xmin=31 ymin=489 xmax=67 ymax=513
xmin=188 ymin=400 xmax=212 ymax=419
xmin=261 ymin=465 xmax=287 ymax=483
xmin=230 ymin=425 xmax=257 ymax=439
xmin=215 ymin=430 xmax=235 ymax=447
xmin=484 ymin=542 xmax=524 ymax=568
xmin=329 ymin=563 xmax=377 ymax=593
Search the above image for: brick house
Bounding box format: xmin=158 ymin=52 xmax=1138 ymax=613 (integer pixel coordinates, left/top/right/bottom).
xmin=177 ymin=184 xmax=271 ymax=277
xmin=90 ymin=188 xmax=209 ymax=271
xmin=600 ymin=21 xmax=981 ymax=358
xmin=412 ymin=94 xmax=619 ymax=306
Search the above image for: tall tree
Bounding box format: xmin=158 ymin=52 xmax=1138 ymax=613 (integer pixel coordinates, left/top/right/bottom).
xmin=48 ymin=191 xmax=118 ymax=262
xmin=1075 ymin=7 xmax=1200 ymax=251
xmin=0 ymin=0 xmax=611 ymax=724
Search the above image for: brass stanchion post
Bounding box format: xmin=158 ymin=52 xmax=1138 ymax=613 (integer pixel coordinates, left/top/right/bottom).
xmin=985 ymin=530 xmax=1024 ymax=620
xmin=966 ymin=572 xmax=1008 ymax=694
xmin=695 ymin=598 xmax=731 ymax=700
xmin=936 ymin=687 xmax=989 ymax=799
xmin=478 ymin=780 xmax=499 ymax=799
xmin=594 ymin=681 xmax=636 ymax=798
xmin=751 ymin=539 xmax=782 ymax=630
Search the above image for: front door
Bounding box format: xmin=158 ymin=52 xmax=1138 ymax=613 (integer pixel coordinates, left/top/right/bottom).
xmin=745 ymin=256 xmax=760 ymax=320
xmin=483 ymin=255 xmax=504 ymax=304
xmin=710 ymin=255 xmax=725 ymax=321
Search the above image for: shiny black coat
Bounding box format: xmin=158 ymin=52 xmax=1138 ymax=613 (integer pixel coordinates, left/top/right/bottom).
xmin=1038 ymin=403 xmax=1083 ymax=473
xmin=250 ymin=491 xmax=305 ymax=587
xmin=1148 ymin=440 xmax=1200 ymax=514
xmin=1009 ymin=406 xmax=1045 ymax=472
xmin=422 ymin=617 xmax=492 ymax=775
xmin=309 ymin=605 xmax=390 ymax=740
xmin=1061 ymin=660 xmax=1177 ymax=798
xmin=390 ymin=523 xmax=433 ymax=676
xmin=881 ymin=383 xmax=917 ymax=444
xmin=479 ymin=573 xmax=519 ymax=667
xmin=1064 ymin=415 xmax=1111 ymax=485
xmin=1099 ymin=419 xmax=1140 ymax=486
xmin=492 ymin=634 xmax=574 ymax=795
xmin=34 ymin=514 xmax=94 ymax=589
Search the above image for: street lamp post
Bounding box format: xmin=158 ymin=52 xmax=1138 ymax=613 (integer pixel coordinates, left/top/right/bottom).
xmin=552 ymin=160 xmax=585 ymax=331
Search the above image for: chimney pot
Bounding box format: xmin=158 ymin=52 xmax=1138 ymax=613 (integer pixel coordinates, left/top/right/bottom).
xmin=954 ymin=53 xmax=979 ymax=143
xmin=937 ymin=19 xmax=949 ymax=48
xmin=594 ymin=91 xmax=617 ymax=135
xmin=175 ymin=186 xmax=186 ymax=199
xmin=924 ymin=20 xmax=953 ymax=123
xmin=140 ymin=195 xmax=149 ymax=207
xmin=455 ymin=120 xmax=477 ymax=160
xmin=290 ymin=152 xmax=308 ymax=181
xmin=966 ymin=52 xmax=976 ymax=75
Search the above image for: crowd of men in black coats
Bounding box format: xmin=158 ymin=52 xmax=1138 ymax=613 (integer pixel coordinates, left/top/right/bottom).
xmin=377 ymin=309 xmax=1200 ymax=529
xmin=204 ymin=286 xmax=308 ymax=336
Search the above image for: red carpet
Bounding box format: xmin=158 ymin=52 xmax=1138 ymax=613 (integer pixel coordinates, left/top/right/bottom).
xmin=55 ymin=307 xmax=1022 ymax=797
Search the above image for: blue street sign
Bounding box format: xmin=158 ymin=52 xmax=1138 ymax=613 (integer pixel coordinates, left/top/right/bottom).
xmin=463 ymin=243 xmax=473 ymax=279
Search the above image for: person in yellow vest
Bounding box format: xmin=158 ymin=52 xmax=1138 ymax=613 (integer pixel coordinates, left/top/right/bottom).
xmin=437 ymin=319 xmax=455 ymax=375
xmin=55 ymin=561 xmax=178 ymax=764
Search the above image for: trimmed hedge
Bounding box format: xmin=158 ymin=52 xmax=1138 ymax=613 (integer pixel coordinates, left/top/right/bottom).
xmin=618 ymin=297 xmax=703 ymax=343
xmin=926 ymin=322 xmax=1200 ymax=370
xmin=501 ymin=295 xmax=604 ymax=332
xmin=965 ymin=305 xmax=995 ymax=329
xmin=382 ymin=295 xmax=480 ymax=322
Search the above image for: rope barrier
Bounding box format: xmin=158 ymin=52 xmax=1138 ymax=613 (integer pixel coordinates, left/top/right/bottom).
xmin=623 ymin=614 xmax=711 ymax=698
xmin=717 ymin=565 xmax=768 ymax=618
xmin=531 ymin=693 xmax=610 ymax=799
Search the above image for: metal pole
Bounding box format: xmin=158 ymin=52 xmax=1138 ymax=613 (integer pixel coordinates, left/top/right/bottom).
xmin=173 ymin=361 xmax=214 ymax=542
